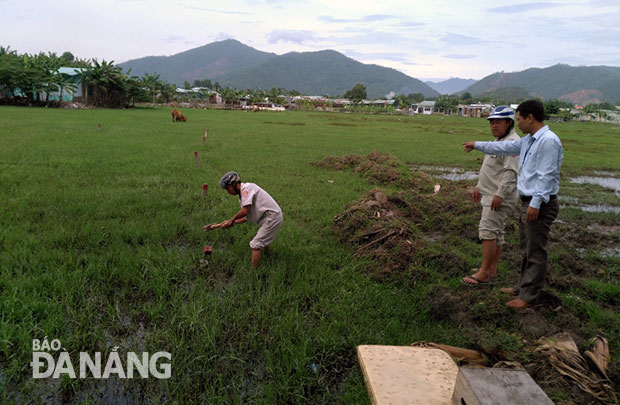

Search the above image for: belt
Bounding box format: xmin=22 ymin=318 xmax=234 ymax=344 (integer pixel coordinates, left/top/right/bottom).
xmin=520 ymin=195 xmax=557 ymax=202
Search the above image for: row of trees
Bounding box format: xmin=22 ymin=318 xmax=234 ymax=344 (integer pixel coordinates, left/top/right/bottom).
xmin=0 ymin=46 xmax=177 ymax=108
xmin=0 ymin=46 xmax=79 ymax=105
xmin=582 ymin=102 xmax=617 ymax=113
xmin=3 ymin=47 xmax=617 ymax=113
xmin=340 ymin=83 xmax=619 ymax=118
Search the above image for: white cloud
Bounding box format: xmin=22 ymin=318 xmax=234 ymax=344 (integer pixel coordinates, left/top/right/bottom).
xmin=214 ymin=33 xmax=235 ymax=42
xmin=266 ymin=30 xmax=317 ymax=44
xmin=487 ymin=2 xmax=562 ymax=13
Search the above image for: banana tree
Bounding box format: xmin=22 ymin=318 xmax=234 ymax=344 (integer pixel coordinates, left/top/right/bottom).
xmin=54 ymin=71 xmax=78 ymax=102
xmin=141 ymin=72 xmax=161 ymax=103
xmin=82 ymin=59 xmax=127 ymax=107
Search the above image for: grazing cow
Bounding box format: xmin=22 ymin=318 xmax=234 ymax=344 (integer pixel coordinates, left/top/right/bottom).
xmin=171 ymin=109 xmax=186 ymax=122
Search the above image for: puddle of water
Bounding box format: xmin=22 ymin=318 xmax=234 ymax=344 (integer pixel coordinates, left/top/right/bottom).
xmin=436 ymin=171 xmax=478 ymax=181
xmin=578 ymin=204 xmax=620 ymax=214
xmin=565 ymin=175 xmax=620 ymax=212
xmin=410 ymin=165 xmax=478 ymax=181
xmin=577 ymin=247 xmax=620 ymax=259
xmin=602 ymin=247 xmax=620 ymax=258
xmin=587 ymin=224 xmax=620 ymax=234
xmin=570 ymin=176 xmax=620 ymax=197
xmin=561 ymin=203 xmax=620 ymax=214
xmin=593 ymin=170 xmax=620 ymax=176
xmin=559 ymin=195 xmax=579 ymax=203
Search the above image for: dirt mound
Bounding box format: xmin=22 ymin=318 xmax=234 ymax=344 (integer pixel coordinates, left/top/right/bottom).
xmin=333 ymin=190 xmax=421 ymax=278
xmin=319 ymin=152 xmax=487 ymax=278
xmin=312 ymin=150 xmax=401 ymax=184
xmin=329 ymin=170 xmax=480 ymax=278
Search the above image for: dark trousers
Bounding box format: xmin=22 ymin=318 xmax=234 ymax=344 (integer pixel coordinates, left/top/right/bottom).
xmin=514 ymin=198 xmax=559 ymax=303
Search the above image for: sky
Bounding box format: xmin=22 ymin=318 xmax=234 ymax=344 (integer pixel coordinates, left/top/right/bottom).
xmin=2 ymin=0 xmax=620 ymax=81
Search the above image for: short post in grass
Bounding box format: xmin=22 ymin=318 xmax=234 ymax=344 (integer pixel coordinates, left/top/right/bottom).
xmin=194 ymin=151 xmax=200 ymax=166
xmin=202 ymin=135 xmax=206 ymax=144
xmin=97 ymin=123 xmax=101 ymax=131
xmin=205 ymin=128 xmax=209 ymax=138
xmin=202 ymin=183 xmax=208 ymax=197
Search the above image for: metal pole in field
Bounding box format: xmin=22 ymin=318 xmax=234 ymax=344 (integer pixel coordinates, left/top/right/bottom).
xmin=195 ymin=151 xmax=200 ymax=166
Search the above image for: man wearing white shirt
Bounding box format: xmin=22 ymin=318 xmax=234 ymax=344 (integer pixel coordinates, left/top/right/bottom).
xmin=463 ymin=100 xmax=563 ymax=308
xmin=212 ymin=171 xmax=283 ymax=268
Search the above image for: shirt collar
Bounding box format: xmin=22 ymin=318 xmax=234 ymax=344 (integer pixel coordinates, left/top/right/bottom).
xmin=530 ymin=125 xmax=549 ymax=140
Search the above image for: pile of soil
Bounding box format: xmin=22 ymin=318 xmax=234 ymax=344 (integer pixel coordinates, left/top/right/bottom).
xmin=312 ymin=150 xmax=401 ymax=184
xmin=332 ymin=189 xmax=420 ymax=277
xmin=332 ymin=185 xmax=484 ymax=280
xmin=317 ymin=151 xmax=620 ymax=404
xmin=316 ymin=150 xmax=481 ymax=279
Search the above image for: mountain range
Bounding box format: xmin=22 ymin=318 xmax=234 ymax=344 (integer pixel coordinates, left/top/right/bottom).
xmin=462 ymin=64 xmax=620 ymax=105
xmin=119 ymin=39 xmax=438 ymax=99
xmin=119 ymin=40 xmax=620 ymax=105
xmin=425 ymin=78 xmax=477 ymax=95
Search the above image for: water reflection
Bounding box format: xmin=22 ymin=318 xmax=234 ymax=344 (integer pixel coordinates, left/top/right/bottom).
xmin=577 ymin=247 xmax=620 ymax=259
xmin=602 ymin=247 xmax=620 ymax=258
xmin=558 ymin=195 xmax=579 ymax=203
xmin=578 ymin=204 xmax=620 ymax=214
xmin=411 ymin=166 xmax=620 ymax=214
xmin=411 ymin=165 xmax=478 ymax=181
xmin=436 ymin=170 xmax=478 ymax=181
xmin=567 ymin=174 xmax=620 ymax=213
xmin=570 ymin=176 xmax=620 ymax=197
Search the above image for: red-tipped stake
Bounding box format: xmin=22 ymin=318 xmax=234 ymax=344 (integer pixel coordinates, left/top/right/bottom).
xmin=194 ymin=151 xmax=200 ymax=166
xmin=205 ymin=128 xmax=209 ymax=137
xmin=202 ymin=135 xmax=206 ymax=144
xmin=202 ymin=183 xmax=208 ymax=197
xmin=97 ymin=123 xmax=101 ymax=131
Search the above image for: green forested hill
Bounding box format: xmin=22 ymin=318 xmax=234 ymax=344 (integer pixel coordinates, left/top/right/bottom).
xmin=463 ymin=64 xmax=620 ymax=104
xmin=118 ymin=39 xmax=439 ymax=98
xmin=215 ymin=49 xmax=438 ymax=98
xmin=119 ymin=39 xmax=276 ymax=85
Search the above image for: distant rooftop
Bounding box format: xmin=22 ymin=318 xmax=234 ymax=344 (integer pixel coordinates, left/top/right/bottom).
xmin=57 ymin=67 xmax=85 ymax=75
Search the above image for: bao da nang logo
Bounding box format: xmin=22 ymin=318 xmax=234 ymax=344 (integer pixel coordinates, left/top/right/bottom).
xmin=31 ymin=337 xmax=171 ymax=379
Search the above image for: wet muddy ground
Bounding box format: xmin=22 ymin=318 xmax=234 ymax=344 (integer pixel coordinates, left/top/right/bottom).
xmin=316 ymin=151 xmax=620 ymax=404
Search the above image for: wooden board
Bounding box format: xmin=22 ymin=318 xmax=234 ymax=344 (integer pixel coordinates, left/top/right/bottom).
xmin=452 ymin=367 xmax=554 ymax=405
xmin=357 ymin=345 xmax=459 ymax=405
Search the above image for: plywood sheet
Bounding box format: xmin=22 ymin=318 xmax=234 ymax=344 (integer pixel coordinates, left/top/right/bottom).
xmin=357 ymin=345 xmax=458 ymax=405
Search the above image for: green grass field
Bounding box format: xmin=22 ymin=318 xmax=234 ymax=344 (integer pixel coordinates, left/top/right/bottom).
xmin=1 ymin=106 xmax=619 ymax=403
